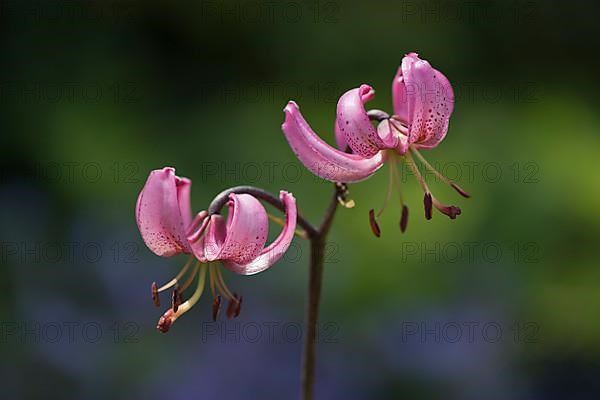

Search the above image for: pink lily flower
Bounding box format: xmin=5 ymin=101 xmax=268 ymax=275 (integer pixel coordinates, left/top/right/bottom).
xmin=282 ymin=53 xmax=469 ymax=235
xmin=136 ymin=167 xmax=297 ymax=332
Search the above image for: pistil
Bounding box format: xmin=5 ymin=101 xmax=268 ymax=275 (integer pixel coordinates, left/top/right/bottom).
xmin=157 ymin=263 xmax=208 ymax=333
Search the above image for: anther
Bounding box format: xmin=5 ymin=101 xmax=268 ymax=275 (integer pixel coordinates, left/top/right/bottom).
xmin=434 ymin=201 xmax=461 ymax=219
xmin=226 ymin=294 xmax=242 ymax=319
xmin=212 ymin=295 xmax=222 ymax=321
xmin=400 ymin=205 xmax=409 ymax=233
xmin=157 ymin=309 xmax=175 ymax=333
xmin=424 ymin=193 xmax=433 ymax=220
xmin=151 ymin=282 xmax=160 ymax=307
xmin=172 ymin=285 xmax=182 ymax=313
xmin=369 ymin=209 xmax=381 ymax=237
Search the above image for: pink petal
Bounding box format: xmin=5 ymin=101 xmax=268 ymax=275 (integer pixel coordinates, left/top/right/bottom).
xmin=223 ymin=191 xmax=297 ymax=275
xmin=334 ymin=119 xmax=347 ymax=151
xmin=336 ymin=85 xmax=388 ymax=157
xmin=413 ymin=65 xmax=454 ymax=149
xmin=282 ymin=101 xmax=385 ymax=183
xmin=394 ymin=53 xmax=454 ymax=149
xmin=187 ymin=212 xmax=212 ymax=263
xmin=135 ymin=167 xmax=192 ymax=257
xmin=176 ymin=176 xmax=193 ymax=228
xmin=205 ymin=194 xmax=268 ymax=265
xmin=392 ymin=73 xmax=409 ymax=123
xmin=201 ymin=214 xmax=226 ymax=263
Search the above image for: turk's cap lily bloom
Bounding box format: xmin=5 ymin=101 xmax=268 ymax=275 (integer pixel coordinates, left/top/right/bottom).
xmin=136 ymin=167 xmax=297 ymax=332
xmin=282 ymin=53 xmax=468 ymax=235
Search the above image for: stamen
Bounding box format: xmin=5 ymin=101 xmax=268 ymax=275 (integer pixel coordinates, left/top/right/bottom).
xmin=390 ymin=154 xmax=406 ymax=207
xmin=179 ymin=262 xmax=200 ymax=292
xmin=405 ymin=151 xmax=431 ymax=194
xmin=411 ymin=147 xmax=471 ymax=198
xmin=156 ymin=264 xmax=208 ymax=333
xmin=212 ymin=295 xmax=222 ymax=321
xmin=226 ymin=293 xmax=243 ymax=319
xmin=209 ymin=264 xmax=217 ymax=299
xmin=376 ymin=160 xmax=395 ymax=218
xmin=400 ymin=205 xmax=409 ymax=233
xmin=424 ymin=193 xmax=433 ymax=220
xmin=172 ymin=284 xmax=182 ymax=312
xmin=405 ymin=152 xmax=434 ymax=220
xmin=390 ymin=154 xmax=409 ymax=233
xmin=369 ymin=209 xmax=381 ymax=238
xmin=157 ymin=255 xmax=194 ymax=293
xmin=432 ymin=198 xmax=462 ymax=219
xmin=151 ymin=282 xmax=160 ymax=307
xmin=214 ymin=266 xmax=235 ymax=300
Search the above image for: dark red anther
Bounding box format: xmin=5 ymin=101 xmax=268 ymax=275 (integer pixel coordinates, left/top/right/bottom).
xmin=151 ymin=282 xmax=160 ymax=307
xmin=400 ymin=205 xmax=409 ymax=233
xmin=157 ymin=309 xmax=175 ymax=333
xmin=450 ymin=182 xmax=471 ymax=198
xmin=234 ymin=296 xmax=243 ymax=318
xmin=212 ymin=295 xmax=222 ymax=321
xmin=369 ymin=209 xmax=381 ymax=238
xmin=172 ymin=285 xmax=182 ymax=313
xmin=226 ymin=294 xmax=242 ymax=319
xmin=424 ymin=193 xmax=433 ymax=220
xmin=446 ymin=206 xmax=462 ymax=219
xmin=436 ymin=204 xmax=462 ymax=219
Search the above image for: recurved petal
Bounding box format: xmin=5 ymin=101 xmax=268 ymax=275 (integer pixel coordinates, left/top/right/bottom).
xmin=336 ymin=85 xmax=384 ymax=157
xmin=282 ymin=101 xmax=385 ymax=183
xmin=223 ymin=191 xmax=297 ymax=275
xmin=412 ymin=67 xmax=454 ymax=149
xmin=392 ymin=73 xmax=409 ymax=123
xmin=334 ymin=118 xmax=348 ymax=151
xmin=403 ymin=54 xmax=454 ymax=148
xmin=176 ymin=176 xmax=193 ymax=228
xmin=205 ymin=194 xmax=268 ymax=265
xmin=136 ymin=167 xmax=192 ymax=257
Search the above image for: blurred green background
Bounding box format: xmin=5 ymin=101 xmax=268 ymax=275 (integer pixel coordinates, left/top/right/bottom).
xmin=1 ymin=0 xmax=600 ymax=398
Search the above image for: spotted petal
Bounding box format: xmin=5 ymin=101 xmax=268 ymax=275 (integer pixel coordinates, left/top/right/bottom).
xmin=392 ymin=53 xmax=454 ymax=149
xmin=204 ymin=193 xmax=269 ymax=265
xmin=135 ymin=167 xmax=192 ymax=257
xmin=223 ymin=191 xmax=297 ymax=275
xmin=282 ymin=101 xmax=384 ymax=183
xmin=336 ymin=85 xmax=384 ymax=157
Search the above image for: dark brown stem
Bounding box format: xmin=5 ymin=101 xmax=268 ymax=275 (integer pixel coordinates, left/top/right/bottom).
xmin=301 ymin=183 xmax=341 ymax=400
xmin=208 ymin=184 xmax=342 ymax=400
xmin=367 ymin=109 xmax=390 ymax=122
xmin=208 ymin=185 xmax=319 ymax=238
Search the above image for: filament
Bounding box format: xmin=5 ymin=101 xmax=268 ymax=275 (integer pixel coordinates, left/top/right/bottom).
xmin=389 ymin=153 xmax=405 ymax=207
xmin=376 ymin=157 xmax=395 ymax=218
xmin=179 ymin=261 xmax=200 ymax=292
xmin=405 ymin=151 xmax=431 ymax=193
xmin=411 ymin=147 xmax=470 ymax=198
xmin=214 ymin=266 xmax=235 ymax=300
xmin=410 ymin=147 xmax=449 ymax=184
xmin=173 ymin=263 xmax=207 ymax=317
xmin=158 ymin=255 xmax=194 ymax=292
xmin=209 ymin=263 xmax=217 ymax=299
